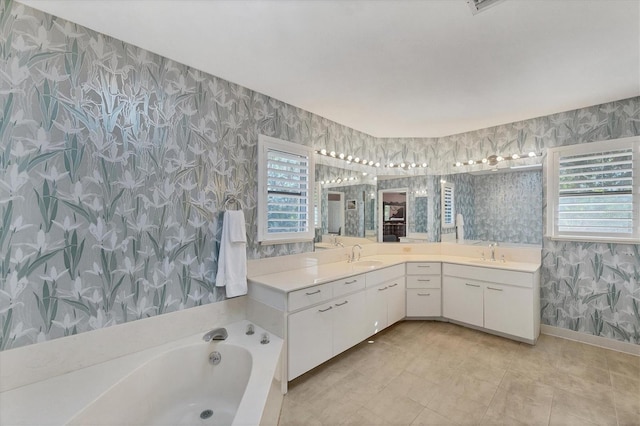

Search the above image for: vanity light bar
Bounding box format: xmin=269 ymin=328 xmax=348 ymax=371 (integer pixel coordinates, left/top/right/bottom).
xmin=316 ymin=149 xmax=426 ymax=170
xmin=453 ymin=152 xmax=541 ymax=168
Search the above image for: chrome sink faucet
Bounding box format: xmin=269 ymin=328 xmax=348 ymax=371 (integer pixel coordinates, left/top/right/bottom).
xmin=489 ymin=242 xmax=499 ymax=262
xmin=350 ymin=244 xmax=362 ymax=262
xmin=203 ymin=327 xmax=228 ymax=342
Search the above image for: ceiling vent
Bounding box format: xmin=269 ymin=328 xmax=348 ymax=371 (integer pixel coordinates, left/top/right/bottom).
xmin=467 ymin=0 xmax=506 ymax=15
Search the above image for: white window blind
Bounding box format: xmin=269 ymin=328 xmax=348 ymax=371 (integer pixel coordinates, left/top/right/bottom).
xmin=548 ymin=137 xmax=640 ymax=242
xmin=258 ymin=135 xmax=315 ymax=243
xmin=266 ymin=149 xmax=309 ymax=234
xmin=441 ymin=182 xmax=455 ymax=228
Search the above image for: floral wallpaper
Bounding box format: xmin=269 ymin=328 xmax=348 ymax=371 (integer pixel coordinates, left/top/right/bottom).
xmin=0 ymin=1 xmax=381 ymax=350
xmin=473 ymin=170 xmax=542 ymax=244
xmin=429 ymin=99 xmax=640 ymax=345
xmin=1 ymin=0 xmax=638 ymax=349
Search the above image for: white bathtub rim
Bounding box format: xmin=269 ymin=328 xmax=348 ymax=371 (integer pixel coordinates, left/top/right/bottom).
xmin=0 ymin=320 xmax=282 ymax=426
xmin=69 ymin=320 xmax=282 ymax=426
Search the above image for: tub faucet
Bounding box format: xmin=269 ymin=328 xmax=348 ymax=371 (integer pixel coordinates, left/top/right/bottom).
xmin=350 ymin=244 xmax=362 ymax=262
xmin=203 ymin=327 xmax=228 ymax=342
xmin=489 ymin=242 xmax=499 ymax=262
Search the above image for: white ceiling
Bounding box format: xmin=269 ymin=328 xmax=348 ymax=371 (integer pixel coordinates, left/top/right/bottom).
xmin=17 ymin=0 xmax=640 ymax=138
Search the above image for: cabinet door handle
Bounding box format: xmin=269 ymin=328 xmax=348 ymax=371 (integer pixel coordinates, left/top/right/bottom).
xmin=389 ymin=283 xmax=399 ymax=288
xmin=318 ymin=306 xmax=333 ymax=313
xmin=487 ymin=286 xmax=503 ymax=292
xmin=417 ymin=279 xmax=431 ymax=282
xmin=378 ymin=286 xmax=388 ymax=291
xmin=417 ymin=265 xmax=431 ymax=268
xmin=465 ymin=283 xmax=480 ymax=288
xmin=344 ymin=280 xmax=357 ymax=284
xmin=305 ymin=289 xmax=321 ymax=295
xmin=335 ymin=301 xmax=349 ymax=307
xmin=417 ymin=293 xmax=431 ymax=296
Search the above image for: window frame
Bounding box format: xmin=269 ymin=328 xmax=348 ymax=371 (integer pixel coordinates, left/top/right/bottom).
xmin=441 ymin=181 xmax=456 ymax=229
xmin=257 ymin=134 xmax=315 ymax=244
xmin=546 ymin=136 xmax=640 ymax=243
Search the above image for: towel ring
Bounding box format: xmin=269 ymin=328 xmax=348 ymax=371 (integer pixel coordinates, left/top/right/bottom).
xmin=224 ymin=195 xmax=242 ymax=211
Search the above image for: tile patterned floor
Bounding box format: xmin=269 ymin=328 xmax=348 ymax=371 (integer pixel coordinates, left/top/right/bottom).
xmin=278 ymin=321 xmax=640 ymax=426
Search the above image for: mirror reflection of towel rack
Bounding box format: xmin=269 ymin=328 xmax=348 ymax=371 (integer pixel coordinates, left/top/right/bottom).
xmin=224 ymin=195 xmax=242 ymax=211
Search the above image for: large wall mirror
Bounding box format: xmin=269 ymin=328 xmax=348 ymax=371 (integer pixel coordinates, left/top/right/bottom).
xmin=437 ymin=166 xmax=543 ymax=246
xmin=315 ymin=154 xmax=432 ymax=248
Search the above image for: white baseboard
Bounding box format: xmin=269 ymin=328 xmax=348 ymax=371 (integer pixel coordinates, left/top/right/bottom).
xmin=541 ymin=325 xmax=639 ymax=356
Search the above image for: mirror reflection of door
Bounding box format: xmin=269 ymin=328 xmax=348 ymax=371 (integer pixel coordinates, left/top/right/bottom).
xmin=327 ymin=192 xmax=345 ymax=235
xmin=378 ymin=188 xmax=408 ymax=242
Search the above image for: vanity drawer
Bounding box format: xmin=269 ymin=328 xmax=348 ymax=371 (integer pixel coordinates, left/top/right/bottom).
xmin=406 ymin=275 xmax=441 ymax=289
xmin=406 ymin=262 xmax=441 ymax=276
xmin=443 ymin=263 xmax=533 ymax=288
xmin=288 ymin=283 xmax=333 ymax=311
xmin=366 ymin=264 xmax=405 ymax=287
xmin=406 ymin=289 xmax=441 ymax=317
xmin=332 ymin=274 xmax=366 ymax=297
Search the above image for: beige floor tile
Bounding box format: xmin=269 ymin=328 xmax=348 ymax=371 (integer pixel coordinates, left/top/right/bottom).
xmin=383 ymin=370 xmax=440 ymax=407
xmin=485 ymin=371 xmax=554 ymax=425
xmin=549 ymin=403 xmax=599 ymax=426
xmin=278 ymin=321 xmax=639 ymax=426
xmin=331 ymin=370 xmax=386 ymax=406
xmin=363 ymin=386 xmax=424 ymax=425
xmin=426 ymin=388 xmax=489 ymax=425
xmin=551 ymin=388 xmax=617 ymax=426
xmin=610 ymin=371 xmax=640 ymax=394
xmin=410 ymin=407 xmax=457 ymax=426
xmin=481 ymin=409 xmax=545 ymax=426
xmin=442 ymin=371 xmax=499 ymax=406
xmin=606 ymin=350 xmax=640 ymax=377
xmin=344 ymin=407 xmax=393 ymax=425
xmin=457 ymin=358 xmax=507 ymax=386
xmin=485 ymin=386 xmax=553 ymax=425
xmin=537 ymin=367 xmax=611 ymax=401
xmin=278 ymin=398 xmax=323 ymax=426
xmin=405 ymin=356 xmax=459 ymax=386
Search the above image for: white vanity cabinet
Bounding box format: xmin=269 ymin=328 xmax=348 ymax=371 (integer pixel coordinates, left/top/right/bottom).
xmin=442 ymin=263 xmax=540 ymax=343
xmin=406 ymin=262 xmax=442 ymax=317
xmin=365 ymin=264 xmax=405 ymax=335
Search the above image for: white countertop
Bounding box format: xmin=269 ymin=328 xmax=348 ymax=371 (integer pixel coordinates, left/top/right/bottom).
xmin=248 ymin=254 xmax=540 ymax=293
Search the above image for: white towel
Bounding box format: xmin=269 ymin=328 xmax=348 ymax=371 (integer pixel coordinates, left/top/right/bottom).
xmin=456 ymin=214 xmax=464 ymax=242
xmin=215 ymin=210 xmax=247 ymax=298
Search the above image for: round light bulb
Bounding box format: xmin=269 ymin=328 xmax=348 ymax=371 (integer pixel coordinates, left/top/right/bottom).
xmin=400 ymin=162 xmax=406 ymax=168
xmin=468 ymin=160 xmax=474 ymax=165
xmin=330 ymin=151 xmax=336 ymax=157
xmin=482 ymin=158 xmax=488 ymax=164
xmin=422 ymin=163 xmax=427 ymax=168
xmin=347 ymin=155 xmax=353 ymax=161
xmin=411 ymin=163 xmax=416 ymax=168
xmin=339 ymin=153 xmax=345 ymax=159
xmin=496 ymin=156 xmax=504 ymax=162
xmin=362 ymin=172 xmax=368 ymax=176
xmin=389 ymin=162 xmax=394 ymax=167
xmin=455 ymin=162 xmax=462 ymax=167
xmin=375 ymin=162 xmax=381 ymax=167
xmin=354 ymin=157 xmax=360 ymax=163
xmin=320 ymin=149 xmax=327 ymax=155
xmin=528 ymin=152 xmax=536 ymax=157
xmin=369 ymin=160 xmax=374 ymax=166
xmin=511 ymin=154 xmax=519 ymax=160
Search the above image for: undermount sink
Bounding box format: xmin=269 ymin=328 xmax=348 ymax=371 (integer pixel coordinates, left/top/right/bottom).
xmin=351 ymin=260 xmax=384 ymax=269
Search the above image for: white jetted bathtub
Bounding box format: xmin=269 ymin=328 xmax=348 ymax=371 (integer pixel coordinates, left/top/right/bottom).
xmin=0 ymin=320 xmax=283 ymax=426
xmin=67 ymin=321 xmax=282 ymax=426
